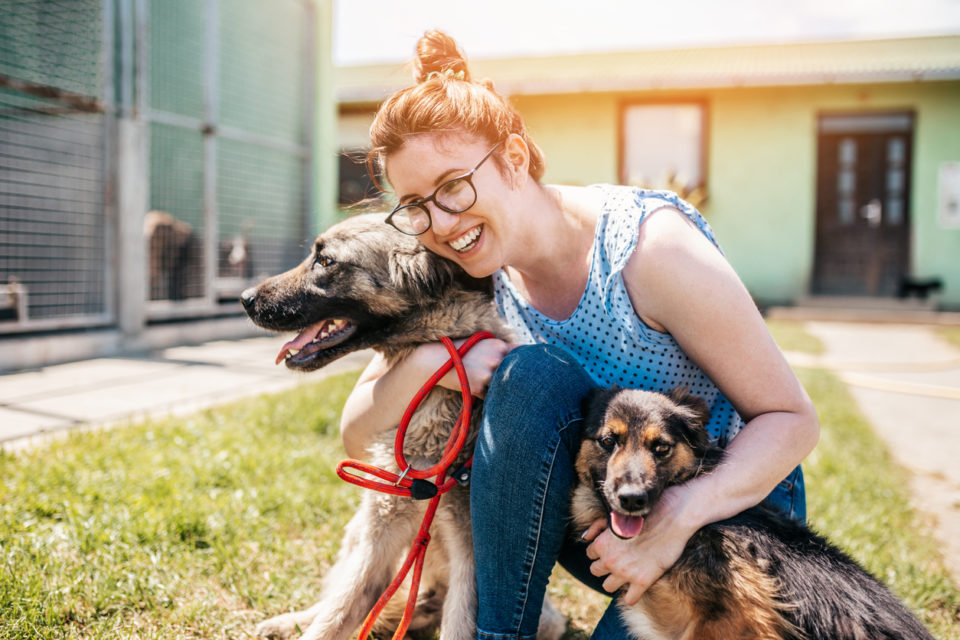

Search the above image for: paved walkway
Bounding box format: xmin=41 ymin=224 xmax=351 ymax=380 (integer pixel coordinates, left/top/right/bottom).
xmin=0 ymin=336 xmax=371 ymax=450
xmin=1 ymin=321 xmax=957 ymax=581
xmin=784 ymin=322 xmax=960 ymax=581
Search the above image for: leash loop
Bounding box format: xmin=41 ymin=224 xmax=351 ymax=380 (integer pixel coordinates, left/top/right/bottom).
xmin=336 ymin=330 xmax=495 ymax=640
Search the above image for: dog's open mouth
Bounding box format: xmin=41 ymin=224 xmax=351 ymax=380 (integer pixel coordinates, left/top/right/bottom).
xmin=609 ymin=511 xmax=645 ymax=539
xmin=275 ymin=318 xmax=357 ymax=366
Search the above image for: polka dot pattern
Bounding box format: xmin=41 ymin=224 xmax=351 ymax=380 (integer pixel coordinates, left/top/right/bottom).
xmin=493 ymin=185 xmax=744 ymax=446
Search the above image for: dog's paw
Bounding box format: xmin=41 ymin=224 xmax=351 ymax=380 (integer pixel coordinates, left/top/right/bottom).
xmin=537 ymin=596 xmax=568 ymax=640
xmin=255 ymin=613 xmax=306 ymax=640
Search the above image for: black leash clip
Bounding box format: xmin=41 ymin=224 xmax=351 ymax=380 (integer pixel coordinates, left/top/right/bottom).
xmin=452 ymin=464 xmax=471 ymax=487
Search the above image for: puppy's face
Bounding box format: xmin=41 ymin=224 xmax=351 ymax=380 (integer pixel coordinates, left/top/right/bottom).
xmin=577 ymin=387 xmax=712 ymax=539
xmin=241 ymin=214 xmax=479 ymax=371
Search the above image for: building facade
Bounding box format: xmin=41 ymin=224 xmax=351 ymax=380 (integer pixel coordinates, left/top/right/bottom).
xmin=337 ymin=35 xmax=960 ymax=309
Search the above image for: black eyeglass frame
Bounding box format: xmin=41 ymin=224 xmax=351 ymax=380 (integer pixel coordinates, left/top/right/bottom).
xmin=384 ymin=140 xmax=504 ymax=236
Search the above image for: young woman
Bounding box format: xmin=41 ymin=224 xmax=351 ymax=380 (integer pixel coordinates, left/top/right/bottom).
xmin=339 ymin=30 xmax=819 ymax=640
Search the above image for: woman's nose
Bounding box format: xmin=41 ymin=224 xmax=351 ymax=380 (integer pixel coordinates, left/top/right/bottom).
xmin=428 ymin=203 xmax=459 ymax=235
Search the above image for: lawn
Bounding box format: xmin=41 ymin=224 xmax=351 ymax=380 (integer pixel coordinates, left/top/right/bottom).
xmin=765 ymin=317 xmax=826 ymax=354
xmin=2 ymin=356 xmax=959 ymax=637
xmin=936 ymin=325 xmax=960 ymax=352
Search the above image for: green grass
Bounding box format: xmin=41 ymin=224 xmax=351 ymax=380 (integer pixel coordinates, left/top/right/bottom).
xmin=0 ymin=373 xmax=361 ymax=639
xmin=936 ymin=325 xmax=960 ymax=351
xmin=799 ymin=368 xmax=960 ymax=638
xmin=765 ymin=318 xmax=826 ymax=354
xmin=2 ymin=369 xmax=959 ymax=638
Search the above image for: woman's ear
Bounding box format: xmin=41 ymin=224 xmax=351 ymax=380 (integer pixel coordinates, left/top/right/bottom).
xmin=501 ymin=133 xmax=529 ymax=189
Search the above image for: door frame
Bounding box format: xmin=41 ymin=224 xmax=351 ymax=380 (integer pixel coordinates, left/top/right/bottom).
xmin=811 ymin=110 xmax=915 ymax=297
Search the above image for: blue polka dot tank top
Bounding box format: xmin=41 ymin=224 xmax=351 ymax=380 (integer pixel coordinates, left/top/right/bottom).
xmin=493 ymin=185 xmax=744 ymax=446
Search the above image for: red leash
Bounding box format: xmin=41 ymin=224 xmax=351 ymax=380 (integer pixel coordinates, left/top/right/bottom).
xmin=336 ymin=330 xmax=494 ymax=640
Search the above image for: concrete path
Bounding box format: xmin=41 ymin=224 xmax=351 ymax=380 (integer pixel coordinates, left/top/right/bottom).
xmin=785 ymin=322 xmax=960 ymax=581
xmin=0 ymin=336 xmax=371 ymax=451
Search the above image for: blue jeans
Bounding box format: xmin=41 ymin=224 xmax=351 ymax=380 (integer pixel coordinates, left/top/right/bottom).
xmin=470 ymin=344 xmax=806 ymax=640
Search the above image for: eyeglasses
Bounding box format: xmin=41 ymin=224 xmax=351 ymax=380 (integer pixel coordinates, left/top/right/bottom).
xmin=385 ymin=140 xmax=503 ymax=236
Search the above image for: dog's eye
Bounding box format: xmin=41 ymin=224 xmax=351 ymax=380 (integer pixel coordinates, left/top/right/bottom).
xmin=653 ymin=442 xmax=673 ymax=457
xmin=315 ymin=256 xmax=335 ymax=269
xmin=598 ymin=435 xmax=617 ymax=451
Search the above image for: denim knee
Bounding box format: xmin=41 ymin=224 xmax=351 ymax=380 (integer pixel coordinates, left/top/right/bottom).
xmin=761 ymin=465 xmax=806 ymax=524
xmin=479 ymin=344 xmax=595 ymax=455
xmin=471 ymin=344 xmax=596 ymax=638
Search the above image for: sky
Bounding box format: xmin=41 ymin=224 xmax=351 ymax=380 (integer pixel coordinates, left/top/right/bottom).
xmin=333 ymin=0 xmax=960 ymax=66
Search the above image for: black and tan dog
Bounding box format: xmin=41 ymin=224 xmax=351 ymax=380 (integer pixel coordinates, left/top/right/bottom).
xmin=571 ymin=386 xmax=934 ymax=640
xmin=241 ymin=214 xmax=565 ymax=640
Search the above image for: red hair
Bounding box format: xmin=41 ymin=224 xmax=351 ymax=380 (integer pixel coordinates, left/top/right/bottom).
xmin=368 ymin=30 xmax=545 ymax=188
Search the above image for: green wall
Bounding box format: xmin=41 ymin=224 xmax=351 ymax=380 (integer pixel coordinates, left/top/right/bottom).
xmin=511 ymin=81 xmax=960 ymax=307
xmin=512 ymin=93 xmax=620 ymax=187
xmin=912 ymin=82 xmax=960 ymax=305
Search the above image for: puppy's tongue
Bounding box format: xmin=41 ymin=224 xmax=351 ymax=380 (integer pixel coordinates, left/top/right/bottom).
xmin=610 ymin=512 xmax=645 ymax=539
xmin=275 ymin=321 xmax=326 ymax=365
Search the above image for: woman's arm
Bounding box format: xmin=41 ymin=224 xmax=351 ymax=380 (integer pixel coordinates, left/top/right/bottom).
xmin=584 ymin=206 xmax=820 ymax=604
xmin=340 ymin=338 xmax=514 ymax=459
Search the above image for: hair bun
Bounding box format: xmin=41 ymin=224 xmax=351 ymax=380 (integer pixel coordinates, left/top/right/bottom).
xmin=414 ymin=30 xmax=470 ymax=83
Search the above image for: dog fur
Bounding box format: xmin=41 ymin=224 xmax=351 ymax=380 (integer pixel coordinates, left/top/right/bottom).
xmin=571 ymin=386 xmax=935 ymax=640
xmin=242 ymin=213 xmax=566 ymax=640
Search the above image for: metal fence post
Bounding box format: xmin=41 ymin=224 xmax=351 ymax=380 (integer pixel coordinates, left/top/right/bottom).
xmin=115 ymin=0 xmax=148 ymax=344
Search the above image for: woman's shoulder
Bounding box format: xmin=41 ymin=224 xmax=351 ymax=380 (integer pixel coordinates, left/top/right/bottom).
xmin=547 ymin=183 xmax=686 ymax=215
xmin=576 ymin=185 xmax=662 ymax=269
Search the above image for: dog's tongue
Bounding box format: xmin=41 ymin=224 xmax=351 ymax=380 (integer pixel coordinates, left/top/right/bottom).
xmin=610 ymin=512 xmax=645 ymax=539
xmin=275 ymin=321 xmax=326 ymax=365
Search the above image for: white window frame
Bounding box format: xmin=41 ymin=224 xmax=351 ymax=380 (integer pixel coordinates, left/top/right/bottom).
xmin=620 ymin=101 xmax=708 ymax=193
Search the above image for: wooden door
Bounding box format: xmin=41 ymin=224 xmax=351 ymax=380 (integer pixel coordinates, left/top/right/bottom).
xmin=812 ymin=113 xmax=913 ymax=296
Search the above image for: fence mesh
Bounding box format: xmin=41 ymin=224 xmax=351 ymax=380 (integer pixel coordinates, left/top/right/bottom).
xmin=146 ymin=0 xmax=311 ymax=308
xmin=148 ymin=0 xmax=205 ymax=120
xmin=0 ymin=0 xmax=313 ymax=331
xmin=219 ymin=0 xmax=306 ymax=144
xmin=0 ymin=0 xmax=103 ymax=97
xmin=217 ymin=0 xmax=308 ymax=288
xmin=147 ymin=123 xmax=206 ymax=301
xmin=217 ymin=138 xmax=306 ymax=288
xmin=0 ymin=0 xmax=107 ymax=326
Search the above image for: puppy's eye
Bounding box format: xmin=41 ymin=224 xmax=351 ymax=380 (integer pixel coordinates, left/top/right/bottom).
xmin=314 ymin=256 xmax=335 ymax=269
xmin=653 ymin=442 xmax=673 ymax=457
xmin=598 ymin=435 xmax=617 ymax=451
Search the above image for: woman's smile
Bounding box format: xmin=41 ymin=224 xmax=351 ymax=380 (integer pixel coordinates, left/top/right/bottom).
xmin=448 ymin=224 xmax=483 ymax=253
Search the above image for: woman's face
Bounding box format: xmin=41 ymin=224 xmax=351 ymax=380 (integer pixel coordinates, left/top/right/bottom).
xmin=385 ymin=133 xmax=516 ymax=278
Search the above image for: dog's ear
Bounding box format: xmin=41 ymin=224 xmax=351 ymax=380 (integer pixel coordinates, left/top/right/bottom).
xmin=667 ymin=386 xmax=722 ymax=472
xmin=388 ymin=245 xmax=459 ymax=299
xmin=581 ymin=386 xmax=620 ymax=436
xmin=668 ymin=386 xmax=710 ymax=430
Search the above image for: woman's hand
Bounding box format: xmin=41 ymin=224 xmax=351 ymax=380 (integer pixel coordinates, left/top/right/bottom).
xmin=341 ymin=337 xmax=515 ymax=458
xmin=582 ymin=485 xmax=697 ymax=605
xmin=421 ymin=338 xmax=516 ymax=398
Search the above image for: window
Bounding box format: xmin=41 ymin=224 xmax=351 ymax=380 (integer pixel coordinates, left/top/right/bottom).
xmin=339 ymin=150 xmax=380 ymax=205
xmin=337 ymin=111 xmax=381 ymax=206
xmin=621 ymin=103 xmax=706 ymax=193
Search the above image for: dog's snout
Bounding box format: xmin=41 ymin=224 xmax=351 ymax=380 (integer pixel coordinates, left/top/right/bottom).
xmin=240 ymin=286 xmax=258 ymax=310
xmin=618 ymin=491 xmax=649 ymax=513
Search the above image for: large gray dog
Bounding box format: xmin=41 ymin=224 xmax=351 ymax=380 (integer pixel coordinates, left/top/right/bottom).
xmin=241 ymin=213 xmax=566 ymax=640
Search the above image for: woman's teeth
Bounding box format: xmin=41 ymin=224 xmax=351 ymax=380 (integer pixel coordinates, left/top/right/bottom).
xmin=449 ymin=225 xmax=482 ymax=253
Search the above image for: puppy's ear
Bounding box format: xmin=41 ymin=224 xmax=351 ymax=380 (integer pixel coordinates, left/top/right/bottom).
xmin=388 ymin=245 xmax=458 ymax=298
xmin=668 ymin=386 xmax=710 ymax=429
xmin=581 ymin=386 xmax=619 ymax=436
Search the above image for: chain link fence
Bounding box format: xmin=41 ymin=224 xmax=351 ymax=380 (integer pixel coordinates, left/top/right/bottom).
xmin=0 ymin=0 xmax=316 ymax=334
xmin=0 ymin=0 xmax=109 ymax=328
